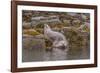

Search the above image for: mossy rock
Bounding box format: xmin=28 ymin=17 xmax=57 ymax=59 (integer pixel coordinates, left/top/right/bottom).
xmin=23 ymin=29 xmax=40 ymax=36
xmin=82 ymin=25 xmax=90 ymax=32
xmin=63 ymin=27 xmax=89 ymax=50
xmin=35 ymin=23 xmax=44 ymax=28
xmin=34 ymin=28 xmax=44 ymax=34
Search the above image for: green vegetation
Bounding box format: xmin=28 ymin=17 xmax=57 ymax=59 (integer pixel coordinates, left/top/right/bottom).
xmin=23 ymin=29 xmax=40 ymax=36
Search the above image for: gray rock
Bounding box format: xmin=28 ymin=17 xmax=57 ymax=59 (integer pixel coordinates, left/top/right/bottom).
xmin=22 ymin=22 xmax=32 ymax=29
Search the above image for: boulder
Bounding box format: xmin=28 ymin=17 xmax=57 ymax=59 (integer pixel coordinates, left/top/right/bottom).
xmin=22 ymin=22 xmax=32 ymax=29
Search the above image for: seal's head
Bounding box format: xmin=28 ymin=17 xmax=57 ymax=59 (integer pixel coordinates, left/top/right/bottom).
xmin=44 ymin=24 xmax=51 ymax=30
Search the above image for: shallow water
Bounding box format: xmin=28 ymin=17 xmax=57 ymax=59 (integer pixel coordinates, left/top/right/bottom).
xmin=22 ymin=37 xmax=90 ymax=62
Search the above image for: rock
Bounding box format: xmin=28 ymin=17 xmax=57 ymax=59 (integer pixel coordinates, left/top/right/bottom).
xmin=22 ymin=34 xmax=33 ymax=38
xmin=23 ymin=29 xmax=40 ymax=36
xmin=63 ymin=20 xmax=71 ymax=26
xmin=72 ymin=19 xmax=81 ymax=27
xmin=31 ymin=16 xmax=62 ymax=27
xmin=81 ymin=14 xmax=88 ymax=20
xmin=35 ymin=34 xmax=44 ymax=39
xmin=23 ymin=11 xmax=33 ymax=16
xmin=84 ymin=22 xmax=90 ymax=29
xmin=67 ymin=13 xmax=77 ymax=16
xmin=22 ymin=22 xmax=32 ymax=29
xmin=77 ymin=24 xmax=90 ymax=32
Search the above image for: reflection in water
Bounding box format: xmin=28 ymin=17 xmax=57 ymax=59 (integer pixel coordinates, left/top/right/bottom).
xmin=22 ymin=47 xmax=68 ymax=62
xmin=22 ymin=37 xmax=90 ymax=62
xmin=44 ymin=48 xmax=68 ymax=61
